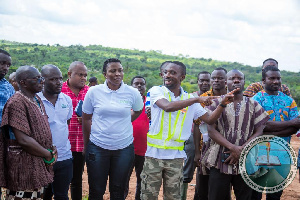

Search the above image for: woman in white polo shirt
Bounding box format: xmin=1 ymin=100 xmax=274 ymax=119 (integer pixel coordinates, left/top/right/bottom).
xmin=82 ymin=58 xmax=143 ymax=200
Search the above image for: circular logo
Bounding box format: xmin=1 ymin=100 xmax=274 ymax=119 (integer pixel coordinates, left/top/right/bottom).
xmin=239 ymin=135 xmax=297 ymax=193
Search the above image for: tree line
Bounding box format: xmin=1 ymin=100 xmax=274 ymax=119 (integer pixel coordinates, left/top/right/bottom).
xmin=1 ymin=40 xmax=299 ymax=106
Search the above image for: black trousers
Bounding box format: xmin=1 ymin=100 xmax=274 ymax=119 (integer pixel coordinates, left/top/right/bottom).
xmin=124 ymin=154 xmax=145 ymax=200
xmin=183 ymin=134 xmax=196 ymax=183
xmin=194 ymin=169 xmax=209 ymax=200
xmin=208 ymin=167 xmax=252 ymax=200
xmin=71 ymin=152 xmax=85 ymax=200
xmin=43 ymin=158 xmax=73 ymax=200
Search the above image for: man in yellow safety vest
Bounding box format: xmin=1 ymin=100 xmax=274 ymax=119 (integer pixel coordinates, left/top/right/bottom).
xmin=140 ymin=61 xmax=237 ymax=200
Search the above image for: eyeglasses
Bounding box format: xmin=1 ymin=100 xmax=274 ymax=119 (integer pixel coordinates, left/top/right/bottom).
xmin=25 ymin=77 xmax=45 ymax=84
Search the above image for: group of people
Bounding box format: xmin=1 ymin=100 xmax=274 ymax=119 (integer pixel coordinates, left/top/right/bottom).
xmin=0 ymin=48 xmax=299 ymax=200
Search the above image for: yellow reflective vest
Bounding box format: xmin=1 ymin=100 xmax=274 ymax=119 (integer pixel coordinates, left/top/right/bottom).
xmin=147 ymin=86 xmax=190 ymax=151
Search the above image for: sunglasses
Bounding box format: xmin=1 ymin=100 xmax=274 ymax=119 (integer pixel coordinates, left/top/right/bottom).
xmin=25 ymin=77 xmax=45 ymax=84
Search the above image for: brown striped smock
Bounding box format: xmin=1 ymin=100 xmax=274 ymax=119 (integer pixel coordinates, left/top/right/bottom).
xmin=0 ymin=92 xmax=53 ymax=191
xmin=201 ymin=96 xmax=270 ymax=175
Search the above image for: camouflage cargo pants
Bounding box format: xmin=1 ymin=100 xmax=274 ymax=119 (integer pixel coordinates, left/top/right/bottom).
xmin=140 ymin=157 xmax=184 ymax=200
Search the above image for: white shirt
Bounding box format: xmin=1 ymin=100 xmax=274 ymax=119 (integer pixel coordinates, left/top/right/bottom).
xmin=82 ymin=81 xmax=143 ymax=150
xmin=145 ymin=86 xmax=206 ymax=159
xmin=38 ymin=92 xmax=73 ymax=162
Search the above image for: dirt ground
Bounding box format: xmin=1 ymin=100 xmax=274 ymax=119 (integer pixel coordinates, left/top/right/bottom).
xmin=82 ymin=135 xmax=300 ymax=200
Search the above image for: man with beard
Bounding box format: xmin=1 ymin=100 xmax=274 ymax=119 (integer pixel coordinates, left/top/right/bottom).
xmin=61 ymin=61 xmax=89 ymax=200
xmin=244 ymin=58 xmax=291 ymax=97
xmin=202 ymin=69 xmax=270 ymax=200
xmin=194 ymin=67 xmax=228 ymax=200
xmin=252 ymin=66 xmax=300 ymax=200
xmin=140 ymin=61 xmax=236 ymax=200
xmin=38 ymin=65 xmax=73 ymax=200
xmin=0 ymin=66 xmax=56 ymax=199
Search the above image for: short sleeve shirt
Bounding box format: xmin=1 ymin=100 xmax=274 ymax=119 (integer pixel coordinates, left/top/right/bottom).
xmin=132 ymin=96 xmax=149 ymax=156
xmin=83 ymin=81 xmax=143 ymax=150
xmin=252 ymin=90 xmax=298 ymax=143
xmin=145 ymin=86 xmax=206 ymax=159
xmin=1 ymin=92 xmax=53 ymax=190
xmin=61 ymin=81 xmax=89 ymax=152
xmin=38 ymin=92 xmax=73 ymax=161
xmin=0 ymin=78 xmax=14 ymax=125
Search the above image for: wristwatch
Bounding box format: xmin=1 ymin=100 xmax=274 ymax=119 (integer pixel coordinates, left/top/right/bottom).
xmin=219 ymin=103 xmax=227 ymax=108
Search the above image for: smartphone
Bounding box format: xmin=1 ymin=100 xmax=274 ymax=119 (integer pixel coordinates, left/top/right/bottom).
xmin=75 ymin=100 xmax=83 ymax=117
xmin=221 ymin=153 xmax=230 ymax=162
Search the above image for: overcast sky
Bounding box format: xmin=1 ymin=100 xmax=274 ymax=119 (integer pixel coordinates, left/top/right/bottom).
xmin=0 ymin=0 xmax=299 ymax=72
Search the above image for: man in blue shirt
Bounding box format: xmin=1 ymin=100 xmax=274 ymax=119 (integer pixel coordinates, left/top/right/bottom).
xmin=38 ymin=64 xmax=73 ymax=200
xmin=252 ymin=66 xmax=299 ymax=142
xmin=252 ymin=66 xmax=300 ymax=200
xmin=0 ymin=49 xmax=14 ymax=197
xmin=0 ymin=49 xmax=14 ymax=122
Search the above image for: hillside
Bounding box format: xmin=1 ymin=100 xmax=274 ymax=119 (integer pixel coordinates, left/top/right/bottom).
xmin=1 ymin=40 xmax=299 ymax=105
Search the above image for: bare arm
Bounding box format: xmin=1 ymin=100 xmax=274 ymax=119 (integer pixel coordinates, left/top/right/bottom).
xmin=263 ymin=126 xmax=298 ymax=137
xmin=131 ymin=110 xmax=143 ymax=122
xmin=208 ymin=123 xmax=266 ymax=165
xmin=155 ymin=98 xmax=200 ymax=112
xmin=155 ymin=88 xmax=238 ymax=113
xmin=193 ymin=124 xmax=201 ymax=166
xmin=264 ymin=118 xmax=300 ymax=132
xmin=225 ymin=125 xmax=265 ymax=164
xmin=208 ymin=124 xmax=242 ymax=165
xmin=243 ymin=125 xmax=265 ymax=147
xmin=77 ymin=116 xmax=82 ymax=124
xmin=199 ymin=106 xmax=225 ymax=125
xmin=198 ymin=91 xmax=238 ymax=125
xmin=145 ymin=107 xmax=151 ymax=120
xmin=208 ymin=124 xmax=233 ymax=151
xmin=82 ymin=112 xmax=93 ymax=155
xmin=12 ymin=127 xmax=53 ymax=162
xmin=197 ymin=89 xmax=239 ymax=125
xmin=155 ymin=95 xmax=220 ymax=112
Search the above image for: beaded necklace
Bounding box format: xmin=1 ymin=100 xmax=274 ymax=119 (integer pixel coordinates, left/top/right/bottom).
xmin=18 ymin=91 xmax=44 ymax=115
xmin=228 ymin=96 xmax=247 ymax=116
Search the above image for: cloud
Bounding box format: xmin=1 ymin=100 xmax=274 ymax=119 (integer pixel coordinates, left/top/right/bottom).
xmin=0 ymin=0 xmax=299 ymax=72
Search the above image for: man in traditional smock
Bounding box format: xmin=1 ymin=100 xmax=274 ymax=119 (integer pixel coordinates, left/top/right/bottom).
xmin=202 ymin=69 xmax=270 ymax=200
xmin=0 ymin=66 xmax=56 ymax=200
